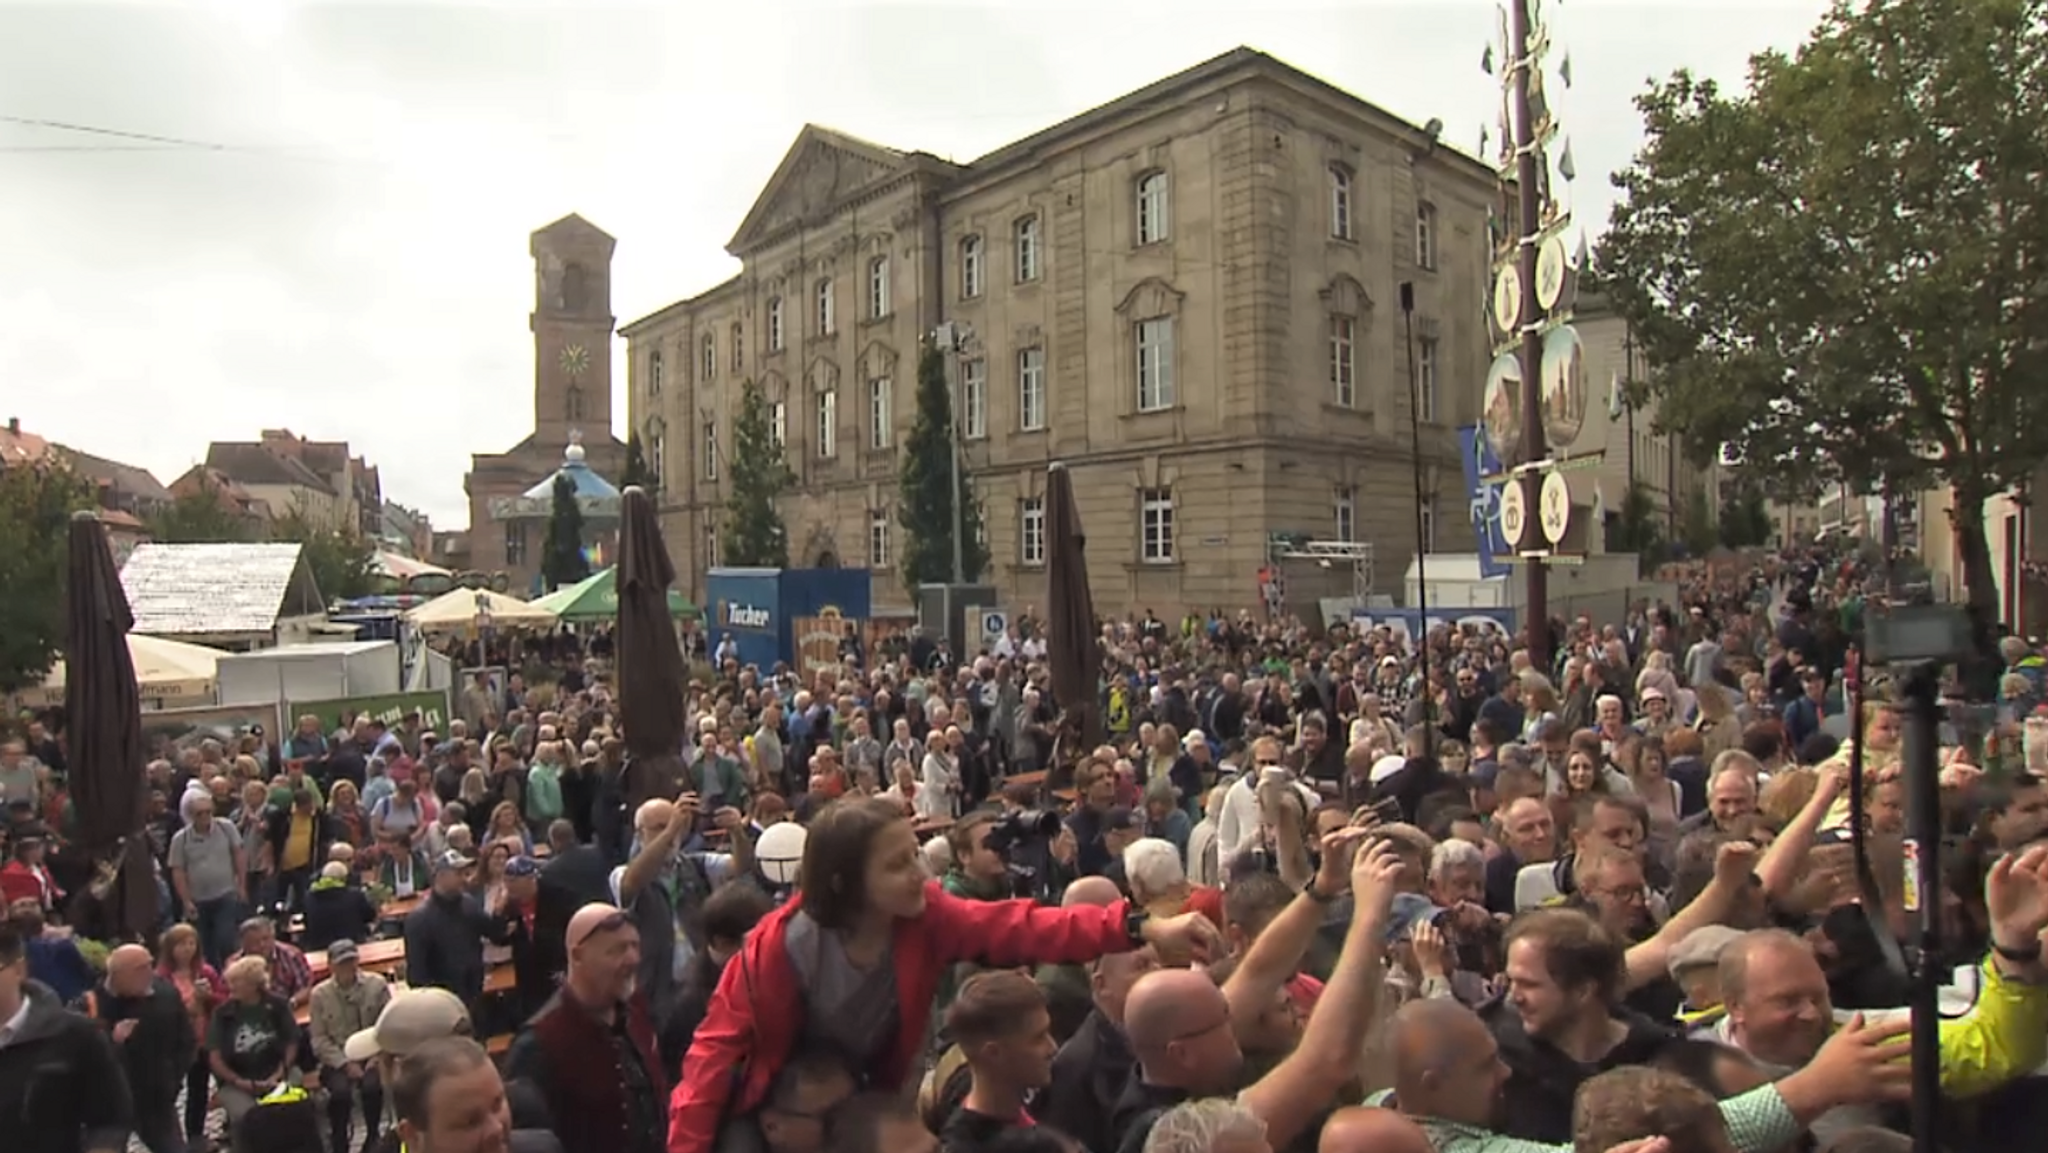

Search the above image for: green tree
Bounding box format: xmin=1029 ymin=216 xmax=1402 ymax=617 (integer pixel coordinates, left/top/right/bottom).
xmin=898 ymin=343 xmax=989 ymax=585
xmin=1682 ymin=487 xmax=1719 ymax=556
xmin=540 ymin=473 xmax=591 ymax=590
xmin=1599 ymin=0 xmax=2048 ymax=617
xmin=270 ymin=505 xmax=377 ymax=604
xmin=0 ymin=458 xmax=97 ymax=693
xmin=1719 ymin=486 xmax=1774 ymax=548
xmin=621 ymin=431 xmax=657 ymax=493
xmin=146 ymin=474 xmax=253 ymax=543
xmin=722 ymin=379 xmax=794 ymax=567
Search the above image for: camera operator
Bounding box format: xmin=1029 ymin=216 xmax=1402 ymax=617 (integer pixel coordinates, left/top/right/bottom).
xmin=942 ymin=813 xmax=1015 ymax=904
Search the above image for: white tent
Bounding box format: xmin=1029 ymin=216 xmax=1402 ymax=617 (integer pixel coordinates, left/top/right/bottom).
xmin=24 ymin=634 xmax=224 ymax=707
xmin=403 ymin=588 xmax=559 ymax=633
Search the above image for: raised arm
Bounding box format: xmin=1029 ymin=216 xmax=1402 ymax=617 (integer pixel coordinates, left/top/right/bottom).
xmin=1623 ymin=841 xmax=1756 ymax=991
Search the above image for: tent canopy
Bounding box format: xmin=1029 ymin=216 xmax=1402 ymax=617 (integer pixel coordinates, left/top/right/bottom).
xmin=403 ymin=587 xmax=559 ymax=633
xmin=27 ymin=634 xmax=223 ymax=705
xmin=532 ymin=567 xmax=698 ymax=623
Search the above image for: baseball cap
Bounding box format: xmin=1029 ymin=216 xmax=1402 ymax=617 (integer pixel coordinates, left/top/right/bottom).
xmin=1667 ymin=925 xmax=1744 ymax=981
xmin=1104 ymin=806 xmax=1140 ymax=833
xmin=1387 ymin=893 xmax=1444 ymax=942
xmin=343 ymin=988 xmax=471 ymax=1062
xmin=327 ymin=939 xmax=360 ymax=964
xmin=504 ymin=855 xmax=540 ymax=879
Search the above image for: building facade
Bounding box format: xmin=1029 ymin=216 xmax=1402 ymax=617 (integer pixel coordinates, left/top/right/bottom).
xmin=623 ymin=49 xmax=1497 ymax=615
xmin=1569 ymin=294 xmax=1719 ymax=546
xmin=463 ymin=214 xmax=628 ymax=591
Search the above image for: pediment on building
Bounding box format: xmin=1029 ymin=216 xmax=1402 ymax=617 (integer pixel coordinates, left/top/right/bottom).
xmin=727 ymin=125 xmax=910 ymax=256
xmin=1114 ymin=277 xmax=1186 ymax=318
xmin=1319 ymin=274 xmax=1373 ymax=317
xmin=857 ymin=341 xmax=899 ymax=380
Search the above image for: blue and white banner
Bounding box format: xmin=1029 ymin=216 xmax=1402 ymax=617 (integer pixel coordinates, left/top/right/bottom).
xmin=1349 ymin=608 xmax=1518 ymax=645
xmin=1460 ymin=425 xmax=1513 ymax=579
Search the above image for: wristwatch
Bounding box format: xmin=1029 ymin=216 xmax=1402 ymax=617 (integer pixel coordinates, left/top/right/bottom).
xmin=1992 ymin=937 xmax=2044 ymax=964
xmin=1304 ymin=882 xmax=1340 ymax=905
xmin=1124 ymin=906 xmax=1151 ymax=945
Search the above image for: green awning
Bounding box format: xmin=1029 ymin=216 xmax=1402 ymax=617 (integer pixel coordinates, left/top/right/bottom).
xmin=532 ymin=566 xmax=699 ymax=622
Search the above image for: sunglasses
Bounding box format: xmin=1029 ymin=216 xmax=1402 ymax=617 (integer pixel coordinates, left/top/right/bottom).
xmin=572 ymin=911 xmax=632 ymax=949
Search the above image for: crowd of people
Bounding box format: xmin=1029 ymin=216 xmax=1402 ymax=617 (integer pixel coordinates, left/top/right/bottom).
xmin=7 ymin=547 xmax=2048 ymax=1153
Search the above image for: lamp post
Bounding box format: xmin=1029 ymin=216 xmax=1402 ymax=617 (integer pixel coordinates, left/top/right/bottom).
xmin=934 ymin=322 xmax=972 ymax=585
xmin=1401 ymin=281 xmax=1438 ymax=753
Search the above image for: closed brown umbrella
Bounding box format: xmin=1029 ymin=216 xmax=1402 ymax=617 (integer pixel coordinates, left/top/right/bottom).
xmin=1044 ymin=462 xmax=1103 ymax=760
xmin=614 ymin=486 xmax=686 ymax=810
xmin=62 ymin=510 xmax=153 ymax=939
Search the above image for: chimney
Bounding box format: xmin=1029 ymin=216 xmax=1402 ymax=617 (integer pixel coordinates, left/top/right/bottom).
xmin=6 ymin=417 xmax=17 ymax=435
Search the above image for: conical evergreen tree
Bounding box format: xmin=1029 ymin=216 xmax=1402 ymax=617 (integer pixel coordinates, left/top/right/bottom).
xmin=897 ymin=342 xmax=988 ymax=585
xmin=723 ymin=379 xmax=795 ymax=567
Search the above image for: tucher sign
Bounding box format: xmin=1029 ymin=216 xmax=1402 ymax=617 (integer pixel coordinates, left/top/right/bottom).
xmin=719 ymin=601 xmax=773 ymax=630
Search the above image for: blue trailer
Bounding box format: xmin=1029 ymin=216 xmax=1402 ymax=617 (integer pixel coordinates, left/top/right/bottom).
xmin=704 ymin=567 xmax=874 ymax=675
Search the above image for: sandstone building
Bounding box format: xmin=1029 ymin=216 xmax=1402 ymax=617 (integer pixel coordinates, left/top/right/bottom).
xmin=623 ymin=48 xmax=1497 ymax=616
xmin=463 ymin=214 xmax=628 ymax=592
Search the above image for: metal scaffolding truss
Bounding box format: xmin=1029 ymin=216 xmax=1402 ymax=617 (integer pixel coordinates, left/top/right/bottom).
xmin=1274 ymin=540 xmax=1376 ymax=603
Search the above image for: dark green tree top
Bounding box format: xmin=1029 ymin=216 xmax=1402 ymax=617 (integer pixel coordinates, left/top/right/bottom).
xmin=540 ymin=472 xmax=590 ymax=591
xmin=621 ymin=431 xmax=657 ymax=493
xmin=0 ymin=457 xmax=97 ymax=693
xmin=270 ymin=503 xmax=377 ymax=604
xmin=723 ymin=379 xmax=794 ymax=568
xmin=897 ymin=342 xmax=988 ymax=585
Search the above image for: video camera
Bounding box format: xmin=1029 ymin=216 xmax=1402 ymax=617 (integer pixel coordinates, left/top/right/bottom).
xmin=986 ymin=808 xmax=1063 ymax=899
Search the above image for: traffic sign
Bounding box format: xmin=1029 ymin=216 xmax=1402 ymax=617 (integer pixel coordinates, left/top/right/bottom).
xmin=980 ymin=611 xmax=1008 ymax=646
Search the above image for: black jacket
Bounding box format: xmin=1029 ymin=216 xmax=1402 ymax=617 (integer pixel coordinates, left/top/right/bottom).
xmin=300 ymin=879 xmax=378 ymax=953
xmin=0 ymin=981 xmax=133 ymax=1153
xmin=1482 ymin=994 xmax=1681 ymax=1143
xmin=75 ymin=976 xmax=196 ymax=1107
xmin=403 ymin=889 xmax=511 ymax=1007
xmin=1039 ymin=1009 xmax=1135 ymax=1153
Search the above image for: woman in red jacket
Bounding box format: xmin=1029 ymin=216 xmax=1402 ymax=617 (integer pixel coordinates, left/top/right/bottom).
xmin=667 ymin=796 xmax=1218 ymax=1153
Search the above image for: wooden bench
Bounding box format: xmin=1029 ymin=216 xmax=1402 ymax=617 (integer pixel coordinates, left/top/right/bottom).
xmin=1051 ymin=788 xmax=1077 ymax=805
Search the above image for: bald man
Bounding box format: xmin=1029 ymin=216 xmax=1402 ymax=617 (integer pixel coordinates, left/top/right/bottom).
xmin=1319 ymin=1106 xmax=1434 ymax=1153
xmin=609 ymin=792 xmax=749 ymax=1029
xmin=1064 ymin=875 xmax=1124 ymax=907
xmin=1386 ymin=999 xmax=1506 ymax=1136
xmin=1109 ymin=969 xmax=1244 ymax=1151
xmin=76 ymin=942 xmax=194 ymax=1153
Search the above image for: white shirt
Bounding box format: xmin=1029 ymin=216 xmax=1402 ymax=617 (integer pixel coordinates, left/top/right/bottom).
xmin=1215 ymin=772 xmax=1320 ymax=878
xmin=0 ymin=994 xmax=30 ymax=1050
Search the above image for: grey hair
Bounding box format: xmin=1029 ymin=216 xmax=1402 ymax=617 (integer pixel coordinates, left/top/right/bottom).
xmin=1142 ymin=1098 xmax=1267 ymax=1153
xmin=1429 ymin=837 xmax=1484 ymax=879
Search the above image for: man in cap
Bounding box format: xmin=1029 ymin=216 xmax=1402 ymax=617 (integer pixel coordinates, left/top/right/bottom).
xmin=404 ymin=850 xmax=514 ymax=1009
xmin=500 ymin=856 xmax=552 ymax=1020
xmin=310 ymin=940 xmax=393 ymax=1153
xmin=1668 ymin=925 xmax=1746 ymax=1027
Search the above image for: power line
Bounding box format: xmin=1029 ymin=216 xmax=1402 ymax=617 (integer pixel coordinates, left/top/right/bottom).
xmin=0 ymin=145 xmax=189 ymax=153
xmin=0 ymin=114 xmax=231 ymax=151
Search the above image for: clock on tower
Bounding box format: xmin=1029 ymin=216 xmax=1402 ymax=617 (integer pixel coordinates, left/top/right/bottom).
xmin=559 ymin=343 xmax=590 ymax=380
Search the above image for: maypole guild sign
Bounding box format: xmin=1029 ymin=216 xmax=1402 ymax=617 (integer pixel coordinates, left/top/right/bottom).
xmin=1539 ymin=471 xmax=1573 ymax=546
xmin=1499 ymin=480 xmax=1529 ymax=549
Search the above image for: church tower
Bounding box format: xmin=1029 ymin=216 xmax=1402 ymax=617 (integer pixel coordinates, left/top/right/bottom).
xmin=530 ymin=214 xmax=617 ymax=448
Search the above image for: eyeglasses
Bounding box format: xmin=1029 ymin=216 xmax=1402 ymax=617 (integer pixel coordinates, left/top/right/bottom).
xmin=572 ymin=911 xmax=632 ymax=949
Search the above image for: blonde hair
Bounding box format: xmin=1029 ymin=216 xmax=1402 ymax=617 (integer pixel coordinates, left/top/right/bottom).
xmin=224 ymin=954 xmax=269 ymax=990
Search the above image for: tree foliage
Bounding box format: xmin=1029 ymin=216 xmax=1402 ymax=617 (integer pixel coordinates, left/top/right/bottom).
xmin=723 ymin=379 xmax=794 ymax=568
xmin=898 ymin=343 xmax=989 ymax=586
xmin=1718 ymin=486 xmax=1774 ymax=549
xmin=1599 ymin=0 xmax=2048 ymax=613
xmin=621 ymin=431 xmax=657 ymax=493
xmin=540 ymin=473 xmax=590 ymax=591
xmin=1682 ymin=487 xmax=1719 ymax=557
xmin=146 ymin=475 xmax=255 ymax=543
xmin=0 ymin=459 xmax=98 ymax=693
xmin=270 ymin=504 xmax=377 ymax=604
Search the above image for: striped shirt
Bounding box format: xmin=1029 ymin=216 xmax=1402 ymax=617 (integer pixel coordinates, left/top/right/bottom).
xmin=1370 ymin=1083 xmax=1801 ymax=1153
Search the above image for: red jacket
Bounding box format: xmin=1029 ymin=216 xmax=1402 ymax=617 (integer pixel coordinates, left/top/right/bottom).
xmin=667 ymin=880 xmax=1134 ymax=1153
xmin=0 ymin=859 xmax=58 ymax=910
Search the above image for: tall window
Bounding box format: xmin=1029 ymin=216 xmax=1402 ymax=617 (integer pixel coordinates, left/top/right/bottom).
xmin=565 ymin=385 xmax=584 ymax=423
xmin=1015 ymin=215 xmax=1040 ymax=282
xmin=1017 ymin=347 xmax=1046 ymax=431
xmin=962 ymin=358 xmax=988 ymax=440
xmin=730 ymin=322 xmax=743 ymax=372
xmin=816 ymin=279 xmax=835 ymax=335
xmin=1330 ymin=315 xmax=1357 ymax=407
xmin=816 ymin=389 xmax=837 ymax=458
xmin=1136 ymin=317 xmax=1175 ymax=412
xmin=867 ymin=376 xmax=891 ymax=449
xmin=648 ymin=349 xmax=664 ymax=395
xmin=770 ymin=400 xmax=788 ymax=449
xmin=768 ymin=297 xmax=785 ymax=351
xmin=648 ymin=424 xmax=666 ymax=486
xmin=1334 ymin=485 xmax=1356 ymax=542
xmin=868 ymin=256 xmax=891 ymax=320
xmin=1415 ymin=201 xmax=1438 ymax=270
xmin=1418 ymin=337 xmax=1440 ymax=423
xmin=960 ymin=235 xmax=984 ymax=299
xmin=868 ymin=508 xmax=891 ymax=568
xmin=505 ymin=523 xmax=528 ymax=566
xmin=1420 ymin=500 xmax=1437 ymax=552
xmin=1136 ymin=172 xmax=1170 ymax=245
xmin=702 ymin=420 xmax=718 ymax=480
xmin=1019 ymin=496 xmax=1046 ymax=566
xmin=701 ymin=333 xmax=716 ymax=381
xmin=1140 ymin=488 xmax=1176 ymax=564
xmin=702 ymin=520 xmax=718 ymax=568
xmin=1330 ymin=167 xmax=1353 ymax=240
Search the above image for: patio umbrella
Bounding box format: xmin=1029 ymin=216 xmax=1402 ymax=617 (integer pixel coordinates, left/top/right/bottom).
xmin=615 ymin=486 xmax=687 ymax=810
xmin=62 ymin=511 xmax=154 ymax=940
xmin=1044 ymin=462 xmax=1103 ymax=759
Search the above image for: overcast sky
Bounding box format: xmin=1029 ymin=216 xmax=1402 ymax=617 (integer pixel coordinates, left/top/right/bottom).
xmin=0 ymin=0 xmax=1831 ymax=528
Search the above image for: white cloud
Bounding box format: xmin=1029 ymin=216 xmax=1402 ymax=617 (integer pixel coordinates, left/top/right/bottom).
xmin=0 ymin=0 xmax=1832 ymax=526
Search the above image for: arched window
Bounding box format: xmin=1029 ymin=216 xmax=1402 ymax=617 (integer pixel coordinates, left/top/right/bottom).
xmin=648 ymin=349 xmax=664 ymax=395
xmin=1135 ymin=172 xmax=1170 ymax=245
xmin=565 ymin=385 xmax=584 ymax=423
xmin=768 ymin=297 xmax=785 ymax=351
xmin=558 ymin=263 xmax=589 ymax=312
xmin=816 ymin=279 xmax=836 ymax=336
xmin=1329 ymin=167 xmax=1353 ymax=240
xmin=701 ymin=333 xmax=716 ymax=381
xmin=730 ymin=321 xmax=744 ymax=372
xmin=960 ymin=235 xmax=984 ymax=298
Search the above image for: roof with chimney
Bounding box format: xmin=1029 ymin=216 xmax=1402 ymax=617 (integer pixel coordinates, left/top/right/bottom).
xmin=204 ymin=441 xmax=336 ymax=494
xmin=0 ymin=417 xmax=52 ymax=467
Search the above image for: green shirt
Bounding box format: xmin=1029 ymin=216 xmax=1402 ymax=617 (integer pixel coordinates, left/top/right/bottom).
xmin=1369 ymin=1084 xmax=1800 ymax=1153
